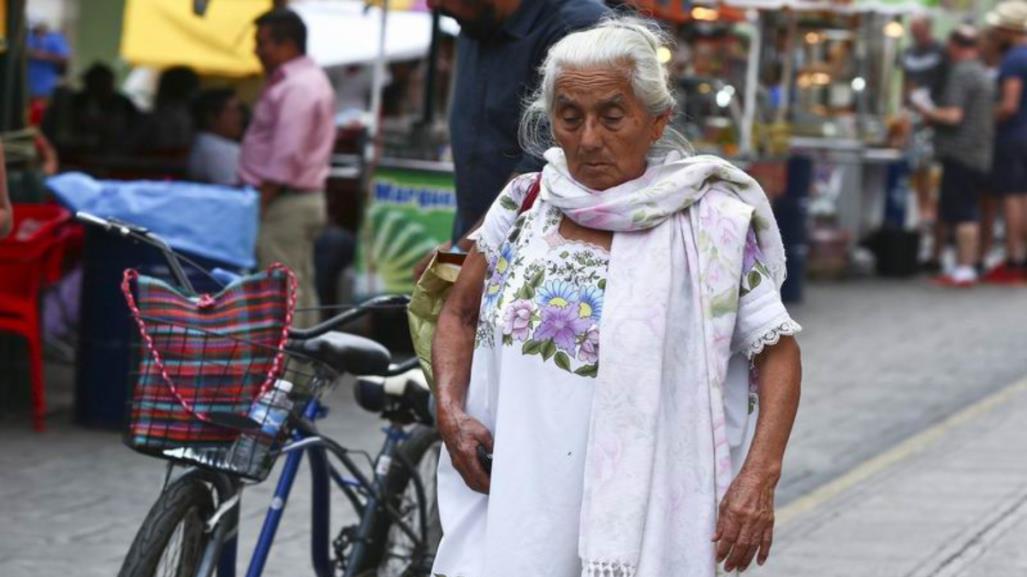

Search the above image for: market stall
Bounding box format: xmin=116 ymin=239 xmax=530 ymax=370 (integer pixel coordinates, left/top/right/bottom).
xmin=353 ymin=1 xmax=460 ymax=299
xmin=632 ymin=0 xmax=939 ymax=280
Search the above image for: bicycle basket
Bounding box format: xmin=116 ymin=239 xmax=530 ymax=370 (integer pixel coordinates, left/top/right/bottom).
xmin=122 ymin=264 xmax=308 ymax=480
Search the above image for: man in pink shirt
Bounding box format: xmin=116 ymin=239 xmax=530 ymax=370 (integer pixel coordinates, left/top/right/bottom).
xmin=240 ymin=8 xmax=335 ymax=324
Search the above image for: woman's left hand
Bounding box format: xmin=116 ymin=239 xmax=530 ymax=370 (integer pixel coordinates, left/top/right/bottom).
xmin=712 ymin=468 xmax=778 ymax=572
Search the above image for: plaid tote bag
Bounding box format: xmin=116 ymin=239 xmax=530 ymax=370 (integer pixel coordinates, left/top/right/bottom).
xmin=121 ymin=264 xmax=297 ymax=453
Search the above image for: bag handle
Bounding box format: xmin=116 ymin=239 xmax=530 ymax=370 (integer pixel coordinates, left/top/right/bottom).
xmin=121 ymin=264 xmax=298 ymax=427
xmin=519 ymin=172 xmax=542 ymax=214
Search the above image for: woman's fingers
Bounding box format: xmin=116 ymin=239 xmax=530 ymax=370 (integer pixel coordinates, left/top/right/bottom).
xmin=724 ymin=543 xmax=754 ymax=573
xmin=465 ymin=418 xmax=494 ymax=451
xmin=735 ymin=511 xmax=769 ymax=571
xmin=447 ymin=414 xmax=494 ymax=494
xmin=757 ymin=526 xmax=774 ymax=566
xmin=453 ymin=447 xmax=490 ymax=493
xmin=714 ymin=513 xmax=740 ymax=562
xmin=716 ymin=499 xmax=774 ymax=572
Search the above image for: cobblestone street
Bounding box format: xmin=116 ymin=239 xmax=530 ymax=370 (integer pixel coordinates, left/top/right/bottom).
xmin=3 ymin=278 xmax=1027 ymax=576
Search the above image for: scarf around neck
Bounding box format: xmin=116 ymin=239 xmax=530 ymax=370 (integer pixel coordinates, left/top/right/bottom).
xmin=539 ymin=147 xmax=786 ymax=577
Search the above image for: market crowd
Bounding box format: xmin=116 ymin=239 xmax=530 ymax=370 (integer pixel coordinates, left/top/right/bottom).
xmin=903 ymin=2 xmax=1027 ymax=287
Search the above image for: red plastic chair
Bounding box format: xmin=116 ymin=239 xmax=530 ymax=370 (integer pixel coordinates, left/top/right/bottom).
xmin=0 ymin=204 xmax=76 ymax=431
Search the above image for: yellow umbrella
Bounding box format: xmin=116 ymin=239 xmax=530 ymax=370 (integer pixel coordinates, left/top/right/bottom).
xmin=120 ymin=0 xmax=266 ymax=77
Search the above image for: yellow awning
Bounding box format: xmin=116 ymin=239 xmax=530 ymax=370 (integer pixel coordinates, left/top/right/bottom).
xmin=364 ymin=0 xmax=431 ymax=10
xmin=120 ymin=0 xmax=266 ymax=77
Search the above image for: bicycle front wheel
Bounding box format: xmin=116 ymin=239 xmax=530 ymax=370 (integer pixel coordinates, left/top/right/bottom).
xmin=118 ymin=476 xmax=215 ymax=577
xmin=376 ymin=426 xmax=443 ymax=577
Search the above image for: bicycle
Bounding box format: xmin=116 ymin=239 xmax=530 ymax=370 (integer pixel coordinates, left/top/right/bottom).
xmin=75 ymin=212 xmax=442 ymax=577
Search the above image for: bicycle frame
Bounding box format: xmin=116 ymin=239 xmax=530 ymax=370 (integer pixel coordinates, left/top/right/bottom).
xmin=186 ymin=389 xmax=431 ymax=577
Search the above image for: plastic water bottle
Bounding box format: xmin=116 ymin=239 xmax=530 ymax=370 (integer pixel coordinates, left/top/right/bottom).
xmin=231 ymin=380 xmax=293 ymax=473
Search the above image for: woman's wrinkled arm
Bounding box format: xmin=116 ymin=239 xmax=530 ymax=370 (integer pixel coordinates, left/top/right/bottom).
xmin=714 ymin=335 xmax=801 ymax=572
xmin=433 ymin=248 xmax=494 ymax=493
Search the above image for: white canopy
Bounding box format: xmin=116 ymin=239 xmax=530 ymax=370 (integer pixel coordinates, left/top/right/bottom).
xmin=291 ymin=0 xmax=459 ymax=69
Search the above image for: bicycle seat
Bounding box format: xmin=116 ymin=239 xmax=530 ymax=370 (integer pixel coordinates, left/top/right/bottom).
xmin=294 ymin=332 xmax=392 ymax=376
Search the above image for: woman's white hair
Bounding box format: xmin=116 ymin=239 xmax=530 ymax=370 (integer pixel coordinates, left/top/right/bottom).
xmin=519 ymin=15 xmax=692 ymax=159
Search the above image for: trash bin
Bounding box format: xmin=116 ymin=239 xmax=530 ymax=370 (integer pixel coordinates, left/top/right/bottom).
xmin=47 ymin=174 xmax=259 ymax=429
xmin=866 ymin=161 xmax=919 ymax=278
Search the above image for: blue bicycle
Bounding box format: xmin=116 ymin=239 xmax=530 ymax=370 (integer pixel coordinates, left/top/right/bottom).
xmin=76 ymin=213 xmax=442 ymax=577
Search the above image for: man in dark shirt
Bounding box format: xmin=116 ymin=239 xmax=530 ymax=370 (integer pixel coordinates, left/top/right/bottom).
xmin=985 ymin=1 xmax=1027 ymax=282
xmin=915 ymin=26 xmax=993 ymax=286
xmin=428 ymin=0 xmax=607 ymax=246
xmin=902 ymin=15 xmax=947 ymax=102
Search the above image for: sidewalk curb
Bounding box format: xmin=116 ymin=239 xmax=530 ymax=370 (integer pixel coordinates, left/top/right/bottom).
xmin=777 ymin=374 xmax=1027 ymax=528
xmin=914 ymin=486 xmax=1027 ymax=577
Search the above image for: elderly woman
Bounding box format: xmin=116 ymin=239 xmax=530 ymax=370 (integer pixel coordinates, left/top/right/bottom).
xmin=431 ymin=17 xmax=802 ymax=577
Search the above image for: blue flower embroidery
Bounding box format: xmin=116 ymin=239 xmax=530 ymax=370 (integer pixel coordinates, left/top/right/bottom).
xmin=484 ymin=242 xmax=517 ymax=310
xmin=577 ymin=286 xmax=603 ymax=321
xmin=536 ymin=280 xmax=579 ymax=309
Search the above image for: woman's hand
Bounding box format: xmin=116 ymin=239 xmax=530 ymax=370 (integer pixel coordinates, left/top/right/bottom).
xmin=437 ymin=407 xmax=494 ymax=494
xmin=713 ymin=467 xmax=779 ymax=572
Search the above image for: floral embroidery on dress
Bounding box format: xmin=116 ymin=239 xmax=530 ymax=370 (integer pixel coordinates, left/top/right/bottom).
xmin=740 ymin=227 xmax=772 ymax=297
xmin=476 ymin=202 xmax=607 ymax=378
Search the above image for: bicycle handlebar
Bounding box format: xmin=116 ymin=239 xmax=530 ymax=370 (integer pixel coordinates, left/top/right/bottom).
xmin=75 ymin=211 xmax=198 ymax=294
xmin=287 ymin=294 xmax=411 ymax=340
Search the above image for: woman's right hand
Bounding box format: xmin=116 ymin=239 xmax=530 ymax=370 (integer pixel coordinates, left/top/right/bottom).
xmin=438 ymin=408 xmax=494 ymax=494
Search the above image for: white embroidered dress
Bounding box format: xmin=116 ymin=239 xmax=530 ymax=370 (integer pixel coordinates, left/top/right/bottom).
xmin=432 ymin=172 xmax=800 ymax=577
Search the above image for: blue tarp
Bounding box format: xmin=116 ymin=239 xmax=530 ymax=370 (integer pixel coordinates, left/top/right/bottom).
xmin=48 ymin=173 xmax=259 ymax=269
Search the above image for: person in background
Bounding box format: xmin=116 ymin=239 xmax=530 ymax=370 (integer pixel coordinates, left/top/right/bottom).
xmin=984 ymin=1 xmax=1027 ymax=283
xmin=239 ymin=8 xmax=335 ymax=325
xmin=42 ymin=63 xmax=139 ymax=158
xmin=27 ymin=22 xmax=70 ymax=103
xmin=902 ymin=14 xmax=947 ymax=271
xmin=413 ymin=0 xmax=608 ymax=278
xmin=915 ymin=25 xmax=994 ymax=287
xmin=334 ymin=64 xmax=372 ymax=115
xmin=0 ymin=143 xmax=11 ymax=239
xmin=188 ymin=88 xmax=245 ymax=186
xmin=135 ymin=66 xmax=200 ymax=154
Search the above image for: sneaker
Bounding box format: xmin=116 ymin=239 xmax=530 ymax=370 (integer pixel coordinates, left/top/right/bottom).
xmin=934 ymin=266 xmax=978 ymax=288
xmin=981 ymin=262 xmax=1027 ymax=285
xmin=920 ymin=260 xmax=942 ymax=274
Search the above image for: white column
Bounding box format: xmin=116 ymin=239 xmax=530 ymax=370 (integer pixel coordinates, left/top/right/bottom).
xmin=740 ymin=9 xmax=762 ymax=157
xmin=367 ymin=0 xmax=390 ymax=163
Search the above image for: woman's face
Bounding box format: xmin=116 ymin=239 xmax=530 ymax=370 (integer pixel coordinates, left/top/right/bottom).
xmin=552 ymin=66 xmax=668 ymax=191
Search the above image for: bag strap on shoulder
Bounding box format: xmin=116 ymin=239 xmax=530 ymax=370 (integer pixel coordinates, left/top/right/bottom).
xmin=519 ymin=172 xmax=542 ymax=214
